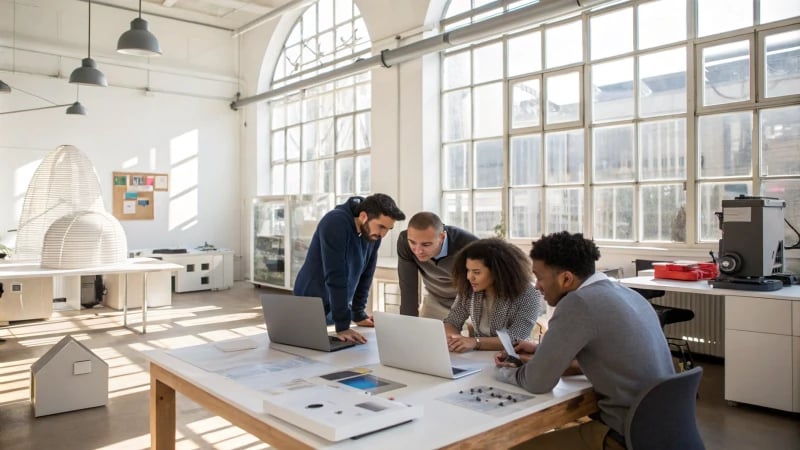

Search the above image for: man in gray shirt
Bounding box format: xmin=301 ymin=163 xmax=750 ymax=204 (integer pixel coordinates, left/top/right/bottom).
xmin=396 ymin=212 xmax=478 ymax=319
xmin=495 ymin=231 xmax=674 ymax=450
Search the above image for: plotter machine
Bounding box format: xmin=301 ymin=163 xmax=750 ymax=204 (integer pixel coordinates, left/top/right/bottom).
xmin=713 ymin=195 xmax=796 ymax=291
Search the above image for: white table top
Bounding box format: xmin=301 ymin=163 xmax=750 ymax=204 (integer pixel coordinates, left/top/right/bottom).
xmin=619 ymin=276 xmax=800 ymax=301
xmin=0 ymin=257 xmax=182 ymax=280
xmin=146 ymin=330 xmax=592 ymax=449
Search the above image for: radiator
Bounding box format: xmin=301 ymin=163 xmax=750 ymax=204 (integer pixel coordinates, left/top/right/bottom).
xmin=655 ymin=292 xmax=725 ymax=358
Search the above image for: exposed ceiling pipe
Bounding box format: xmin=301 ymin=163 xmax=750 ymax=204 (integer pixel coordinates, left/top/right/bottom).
xmin=231 ymin=0 xmax=607 ymax=110
xmin=78 ymin=0 xmax=234 ymax=31
xmin=232 ymin=0 xmax=318 ymax=38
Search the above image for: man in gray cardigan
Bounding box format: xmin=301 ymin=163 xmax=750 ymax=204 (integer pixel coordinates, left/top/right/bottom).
xmin=396 ymin=212 xmax=478 ymax=319
xmin=494 ymin=231 xmax=674 ymax=450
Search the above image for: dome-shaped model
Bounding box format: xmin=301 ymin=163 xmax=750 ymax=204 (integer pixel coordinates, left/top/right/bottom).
xmin=14 ymin=145 xmax=106 ymax=262
xmin=40 ymin=211 xmax=128 ymax=269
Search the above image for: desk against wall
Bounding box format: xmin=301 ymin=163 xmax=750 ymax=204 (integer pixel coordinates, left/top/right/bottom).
xmin=620 ymin=276 xmax=800 ymax=413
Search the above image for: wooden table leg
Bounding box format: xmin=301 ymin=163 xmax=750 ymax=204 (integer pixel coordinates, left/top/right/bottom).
xmin=151 ymin=364 xmax=176 ymax=450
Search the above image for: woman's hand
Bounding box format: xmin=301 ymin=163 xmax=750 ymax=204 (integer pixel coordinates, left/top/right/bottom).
xmin=446 ymin=334 xmax=477 ymax=353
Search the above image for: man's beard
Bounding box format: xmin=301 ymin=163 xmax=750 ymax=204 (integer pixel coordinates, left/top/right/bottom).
xmin=359 ymin=220 xmax=379 ymax=241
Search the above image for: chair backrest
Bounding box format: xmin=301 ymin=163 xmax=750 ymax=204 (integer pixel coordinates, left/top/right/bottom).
xmin=625 ymin=367 xmax=705 ymax=450
xmin=634 ymin=259 xmax=665 ymax=274
xmin=632 ymin=259 xmax=667 ymax=300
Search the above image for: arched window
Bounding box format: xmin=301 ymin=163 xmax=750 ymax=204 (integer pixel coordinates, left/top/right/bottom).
xmin=440 ymin=0 xmax=800 ymax=245
xmin=269 ymin=0 xmax=372 ymax=202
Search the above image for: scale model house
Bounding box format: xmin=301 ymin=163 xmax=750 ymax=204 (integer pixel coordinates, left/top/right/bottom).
xmin=30 ymin=335 xmax=108 ymax=417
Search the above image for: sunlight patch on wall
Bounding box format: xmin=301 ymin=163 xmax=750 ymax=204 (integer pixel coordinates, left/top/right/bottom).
xmin=14 ymin=159 xmax=41 ymax=197
xmin=122 ymin=157 xmax=139 ymax=169
xmin=13 ymin=159 xmax=43 ymax=227
xmin=169 ymin=188 xmax=198 ymax=231
xmin=149 ymin=147 xmax=157 ymax=170
xmin=170 ymin=129 xmax=199 ymax=164
xmin=169 ymin=129 xmax=200 ymax=232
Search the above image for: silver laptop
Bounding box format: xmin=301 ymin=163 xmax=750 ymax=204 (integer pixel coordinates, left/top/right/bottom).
xmin=261 ymin=294 xmax=355 ymax=352
xmin=374 ymin=311 xmax=481 ymax=379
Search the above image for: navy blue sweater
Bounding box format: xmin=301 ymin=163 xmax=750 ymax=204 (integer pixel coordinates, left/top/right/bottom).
xmin=293 ymin=197 xmax=379 ymax=331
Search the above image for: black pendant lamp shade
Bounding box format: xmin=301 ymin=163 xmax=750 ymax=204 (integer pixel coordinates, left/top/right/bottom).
xmin=66 ymin=101 xmax=87 ymax=115
xmin=70 ymin=0 xmax=107 ymax=87
xmin=117 ymin=1 xmax=161 ymax=56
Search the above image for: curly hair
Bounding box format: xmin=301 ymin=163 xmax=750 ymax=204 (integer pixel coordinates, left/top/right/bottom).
xmin=452 ymin=238 xmax=532 ymax=300
xmin=529 ymin=231 xmax=601 ymax=279
xmin=357 ymin=193 xmax=406 ymax=221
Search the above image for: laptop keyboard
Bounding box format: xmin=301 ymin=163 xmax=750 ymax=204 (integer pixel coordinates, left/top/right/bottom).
xmin=452 ymin=367 xmax=466 ymax=375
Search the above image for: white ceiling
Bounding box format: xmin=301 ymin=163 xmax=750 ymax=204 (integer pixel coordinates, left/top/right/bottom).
xmin=91 ymin=0 xmax=303 ymax=31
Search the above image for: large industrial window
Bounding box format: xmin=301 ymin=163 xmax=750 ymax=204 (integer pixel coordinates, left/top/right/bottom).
xmin=440 ymin=0 xmax=800 ymax=246
xmin=269 ymin=0 xmax=372 ymax=203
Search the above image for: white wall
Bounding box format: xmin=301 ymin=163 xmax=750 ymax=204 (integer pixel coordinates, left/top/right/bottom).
xmin=1 ymin=0 xmax=243 ymax=273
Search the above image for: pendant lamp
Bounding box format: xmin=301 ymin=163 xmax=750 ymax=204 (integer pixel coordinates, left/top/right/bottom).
xmin=69 ymin=0 xmax=107 ymax=87
xmin=117 ymin=0 xmax=162 ymax=56
xmin=66 ymin=101 xmax=88 ymax=115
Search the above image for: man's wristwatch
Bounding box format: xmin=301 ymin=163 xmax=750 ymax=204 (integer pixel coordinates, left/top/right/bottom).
xmin=475 ymin=337 xmax=481 ymax=350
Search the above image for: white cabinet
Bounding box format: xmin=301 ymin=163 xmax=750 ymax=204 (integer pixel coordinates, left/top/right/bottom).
xmin=794 ymin=336 xmax=800 ymax=412
xmin=134 ymin=250 xmax=234 ymax=293
xmin=0 ymin=277 xmax=53 ymax=323
xmin=103 ymin=271 xmax=173 ymax=309
xmin=725 ymin=295 xmax=799 ymax=412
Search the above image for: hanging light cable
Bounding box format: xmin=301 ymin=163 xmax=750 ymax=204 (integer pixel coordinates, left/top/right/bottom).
xmin=67 ymin=85 xmax=87 ymax=116
xmin=117 ymin=0 xmax=162 ymax=56
xmin=69 ymin=0 xmax=107 ymax=87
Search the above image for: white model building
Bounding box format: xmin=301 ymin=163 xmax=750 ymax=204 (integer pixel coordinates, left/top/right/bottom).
xmin=30 ymin=335 xmax=109 ymax=417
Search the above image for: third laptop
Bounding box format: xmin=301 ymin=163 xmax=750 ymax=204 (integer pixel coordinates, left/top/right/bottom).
xmin=261 ymin=293 xmax=355 ymax=352
xmin=374 ymin=311 xmax=480 ymax=379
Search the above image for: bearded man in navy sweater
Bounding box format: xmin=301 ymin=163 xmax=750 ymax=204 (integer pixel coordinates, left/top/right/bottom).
xmin=293 ymin=194 xmax=405 ymax=344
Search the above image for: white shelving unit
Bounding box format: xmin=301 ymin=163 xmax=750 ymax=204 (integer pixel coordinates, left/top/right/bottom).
xmin=251 ymin=195 xmax=333 ymax=290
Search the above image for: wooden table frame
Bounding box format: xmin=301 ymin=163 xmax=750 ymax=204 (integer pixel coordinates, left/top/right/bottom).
xmin=150 ymin=360 xmax=598 ymax=450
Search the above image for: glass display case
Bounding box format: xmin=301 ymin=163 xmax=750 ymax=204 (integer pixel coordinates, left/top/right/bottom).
xmin=251 ymin=194 xmax=334 ymax=289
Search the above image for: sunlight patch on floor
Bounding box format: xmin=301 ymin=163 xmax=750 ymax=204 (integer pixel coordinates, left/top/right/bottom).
xmin=95 ymin=433 xmax=150 ymax=450
xmin=175 ymin=312 xmax=261 ymax=328
xmin=151 ymin=335 xmax=210 ymax=349
xmin=0 ymin=378 xmax=30 ymax=403
xmin=184 ymin=416 xmax=273 ymax=450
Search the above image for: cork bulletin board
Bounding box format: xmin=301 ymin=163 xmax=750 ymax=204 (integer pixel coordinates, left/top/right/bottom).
xmin=112 ymin=171 xmax=169 ymax=220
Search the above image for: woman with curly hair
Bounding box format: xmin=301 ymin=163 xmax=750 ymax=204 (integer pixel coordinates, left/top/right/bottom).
xmin=444 ymin=238 xmax=545 ymax=352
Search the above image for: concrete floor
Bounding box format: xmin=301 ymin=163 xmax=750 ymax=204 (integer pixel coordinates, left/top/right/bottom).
xmin=0 ymin=281 xmax=798 ymax=450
